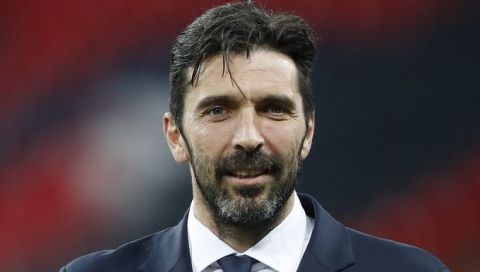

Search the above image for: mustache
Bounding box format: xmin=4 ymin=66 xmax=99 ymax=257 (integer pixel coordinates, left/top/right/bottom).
xmin=215 ymin=150 xmax=282 ymax=179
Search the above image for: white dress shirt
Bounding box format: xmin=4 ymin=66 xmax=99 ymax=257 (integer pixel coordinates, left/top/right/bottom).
xmin=187 ymin=191 xmax=314 ymax=272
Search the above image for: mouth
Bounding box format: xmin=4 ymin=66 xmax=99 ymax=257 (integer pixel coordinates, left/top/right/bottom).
xmin=228 ymin=169 xmax=268 ymax=178
xmin=224 ymin=169 xmax=271 ymax=185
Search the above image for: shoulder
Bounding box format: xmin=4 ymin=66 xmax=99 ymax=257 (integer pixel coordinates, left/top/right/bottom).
xmin=60 ymin=227 xmax=174 ymax=272
xmin=298 ymin=193 xmax=449 ymax=271
xmin=345 ymin=228 xmax=449 ymax=271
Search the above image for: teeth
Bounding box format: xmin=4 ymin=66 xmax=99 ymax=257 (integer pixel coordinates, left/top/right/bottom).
xmin=231 ymin=170 xmax=264 ymax=178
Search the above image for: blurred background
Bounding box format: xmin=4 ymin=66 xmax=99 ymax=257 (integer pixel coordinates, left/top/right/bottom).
xmin=1 ymin=0 xmax=479 ymax=271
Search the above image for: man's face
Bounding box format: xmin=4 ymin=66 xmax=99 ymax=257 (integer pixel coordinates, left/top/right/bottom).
xmin=166 ymin=49 xmax=314 ymax=226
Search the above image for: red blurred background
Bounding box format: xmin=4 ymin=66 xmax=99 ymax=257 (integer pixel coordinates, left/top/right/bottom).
xmin=1 ymin=0 xmax=479 ymax=271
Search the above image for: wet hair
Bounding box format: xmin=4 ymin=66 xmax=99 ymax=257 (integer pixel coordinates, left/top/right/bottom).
xmin=169 ymin=1 xmax=317 ymax=131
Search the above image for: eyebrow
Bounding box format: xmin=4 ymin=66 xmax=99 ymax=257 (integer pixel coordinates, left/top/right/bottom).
xmin=195 ymin=94 xmax=296 ymax=111
xmin=195 ymin=95 xmax=240 ymax=110
xmin=255 ymin=94 xmax=296 ymax=110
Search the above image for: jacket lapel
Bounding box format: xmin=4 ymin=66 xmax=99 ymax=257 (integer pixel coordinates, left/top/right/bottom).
xmin=297 ymin=194 xmax=356 ymax=272
xmin=137 ymin=194 xmax=355 ymax=272
xmin=138 ymin=211 xmax=193 ymax=272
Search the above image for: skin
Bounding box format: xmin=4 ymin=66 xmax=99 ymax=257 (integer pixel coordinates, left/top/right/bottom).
xmin=163 ymin=49 xmax=315 ymax=252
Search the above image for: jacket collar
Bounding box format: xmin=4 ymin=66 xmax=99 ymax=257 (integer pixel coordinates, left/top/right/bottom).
xmin=138 ymin=193 xmax=355 ymax=272
xmin=297 ymin=193 xmax=355 ymax=271
xmin=138 ymin=211 xmax=193 ymax=272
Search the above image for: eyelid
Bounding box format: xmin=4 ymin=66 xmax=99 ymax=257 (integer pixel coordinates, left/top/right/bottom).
xmin=259 ymin=103 xmax=292 ymax=114
xmin=270 ymin=105 xmax=289 ymax=112
xmin=203 ymin=105 xmax=230 ymax=118
xmin=205 ymin=105 xmax=222 ymax=113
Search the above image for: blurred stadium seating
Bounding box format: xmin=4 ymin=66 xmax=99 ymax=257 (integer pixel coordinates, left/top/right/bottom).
xmin=1 ymin=0 xmax=479 ymax=271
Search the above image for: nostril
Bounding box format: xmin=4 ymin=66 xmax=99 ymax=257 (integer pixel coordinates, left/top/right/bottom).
xmin=252 ymin=143 xmax=263 ymax=153
xmin=235 ymin=142 xmax=263 ymax=153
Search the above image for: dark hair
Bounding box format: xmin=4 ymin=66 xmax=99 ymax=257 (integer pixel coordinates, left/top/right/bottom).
xmin=170 ymin=1 xmax=317 ymax=131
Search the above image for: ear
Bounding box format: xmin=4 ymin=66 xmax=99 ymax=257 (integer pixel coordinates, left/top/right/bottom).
xmin=300 ymin=115 xmax=315 ymax=160
xmin=163 ymin=112 xmax=189 ymax=163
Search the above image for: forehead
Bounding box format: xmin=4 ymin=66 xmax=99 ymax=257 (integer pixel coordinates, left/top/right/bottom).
xmin=186 ymin=49 xmax=301 ymax=103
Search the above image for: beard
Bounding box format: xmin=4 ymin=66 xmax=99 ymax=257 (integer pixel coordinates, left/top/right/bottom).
xmin=188 ymin=144 xmax=301 ymax=227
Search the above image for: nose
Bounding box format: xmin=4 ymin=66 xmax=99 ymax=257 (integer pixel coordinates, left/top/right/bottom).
xmin=232 ymin=108 xmax=264 ymax=152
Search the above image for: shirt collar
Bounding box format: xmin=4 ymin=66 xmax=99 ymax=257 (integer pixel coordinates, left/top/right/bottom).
xmin=187 ymin=203 xmax=236 ymax=271
xmin=187 ymin=191 xmax=311 ymax=272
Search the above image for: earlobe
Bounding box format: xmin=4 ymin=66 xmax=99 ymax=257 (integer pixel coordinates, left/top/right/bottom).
xmin=300 ymin=116 xmax=315 ymax=160
xmin=163 ymin=112 xmax=189 ymax=163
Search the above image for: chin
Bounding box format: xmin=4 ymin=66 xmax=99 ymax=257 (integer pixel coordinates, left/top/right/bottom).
xmin=231 ymin=183 xmax=266 ymax=199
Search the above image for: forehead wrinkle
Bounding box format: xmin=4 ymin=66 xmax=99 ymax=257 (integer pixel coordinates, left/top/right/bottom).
xmin=194 ymin=50 xmax=296 ymax=85
xmin=187 ymin=49 xmax=300 ymax=105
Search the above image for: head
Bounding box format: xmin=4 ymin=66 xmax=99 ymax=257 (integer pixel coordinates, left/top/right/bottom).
xmin=170 ymin=1 xmax=316 ymax=132
xmin=164 ymin=2 xmax=317 ymax=228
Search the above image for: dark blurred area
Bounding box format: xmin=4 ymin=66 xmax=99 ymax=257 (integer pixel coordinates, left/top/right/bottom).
xmin=1 ymin=0 xmax=479 ymax=271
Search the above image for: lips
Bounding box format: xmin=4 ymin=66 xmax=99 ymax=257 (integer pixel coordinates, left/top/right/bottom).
xmin=227 ymin=169 xmax=268 ymax=179
xmin=223 ymin=169 xmax=271 ymax=186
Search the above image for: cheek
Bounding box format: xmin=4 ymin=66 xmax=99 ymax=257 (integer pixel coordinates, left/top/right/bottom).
xmin=261 ymin=122 xmax=305 ymax=155
xmin=189 ymin=122 xmax=234 ymax=159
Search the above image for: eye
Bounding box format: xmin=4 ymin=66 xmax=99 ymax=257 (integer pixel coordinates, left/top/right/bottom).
xmin=267 ymin=105 xmax=288 ymax=115
xmin=206 ymin=106 xmax=226 ymax=116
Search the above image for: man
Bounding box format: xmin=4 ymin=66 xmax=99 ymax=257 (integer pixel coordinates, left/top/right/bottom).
xmin=61 ymin=2 xmax=449 ymax=271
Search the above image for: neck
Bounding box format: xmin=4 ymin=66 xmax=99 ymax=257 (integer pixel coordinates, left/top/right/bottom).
xmin=192 ymin=186 xmax=295 ymax=252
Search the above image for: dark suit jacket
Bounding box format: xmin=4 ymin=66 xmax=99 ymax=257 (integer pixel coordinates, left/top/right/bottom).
xmin=61 ymin=193 xmax=449 ymax=271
